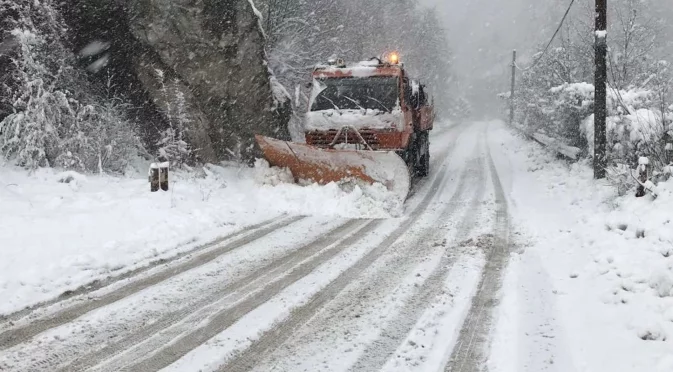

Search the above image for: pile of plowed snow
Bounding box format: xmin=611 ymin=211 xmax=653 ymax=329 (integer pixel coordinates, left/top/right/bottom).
xmin=253 ymin=159 xmax=403 ymax=218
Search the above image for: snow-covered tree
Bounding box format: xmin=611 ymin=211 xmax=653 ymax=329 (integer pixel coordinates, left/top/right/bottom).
xmin=154 ymin=69 xmax=191 ymax=167
xmin=608 ymin=0 xmax=661 ymax=89
xmin=0 ymin=0 xmax=142 ymax=173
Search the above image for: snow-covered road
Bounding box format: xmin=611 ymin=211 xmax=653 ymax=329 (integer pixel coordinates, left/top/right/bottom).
xmin=4 ymin=120 xmax=667 ymax=372
xmin=0 ymin=121 xmax=512 ymax=372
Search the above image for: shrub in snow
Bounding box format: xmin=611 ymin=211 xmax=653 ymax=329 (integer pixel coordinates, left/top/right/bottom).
xmin=516 ymin=80 xmax=670 ymax=181
xmin=573 ymin=86 xmax=670 ymax=169
xmin=55 ymin=170 xmax=87 ymax=190
xmin=605 ymin=164 xmax=632 ymax=196
xmin=663 ymin=165 xmax=673 ymax=177
xmin=55 ymin=171 xmax=87 ymax=184
xmin=547 ymin=83 xmax=594 ymax=149
xmin=61 ymin=101 xmax=139 ymax=174
xmin=1 ymin=29 xmax=65 ymax=169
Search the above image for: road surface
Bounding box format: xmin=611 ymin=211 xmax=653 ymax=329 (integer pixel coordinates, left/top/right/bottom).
xmin=0 ymin=121 xmax=513 ymax=372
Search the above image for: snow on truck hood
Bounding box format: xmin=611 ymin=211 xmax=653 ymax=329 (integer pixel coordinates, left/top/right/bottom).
xmin=305 ymin=109 xmax=404 ymax=131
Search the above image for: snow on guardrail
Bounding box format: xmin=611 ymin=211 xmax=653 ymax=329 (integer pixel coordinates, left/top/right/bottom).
xmin=530 ymin=132 xmax=582 ymax=160
xmin=509 ymin=123 xmax=582 ymax=161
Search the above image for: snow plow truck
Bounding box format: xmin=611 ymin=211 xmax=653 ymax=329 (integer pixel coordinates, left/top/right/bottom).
xmin=255 ymin=54 xmax=435 ymax=200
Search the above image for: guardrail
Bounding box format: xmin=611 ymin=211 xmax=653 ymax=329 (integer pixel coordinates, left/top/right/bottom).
xmin=509 ymin=124 xmax=581 ymax=161
xmin=530 ymin=132 xmax=581 ymax=160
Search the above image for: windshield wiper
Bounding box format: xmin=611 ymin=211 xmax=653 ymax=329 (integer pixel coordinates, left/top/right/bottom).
xmin=321 ymin=95 xmax=342 ymax=115
xmin=367 ymin=96 xmax=390 ymax=113
xmin=342 ymin=95 xmax=366 ymax=111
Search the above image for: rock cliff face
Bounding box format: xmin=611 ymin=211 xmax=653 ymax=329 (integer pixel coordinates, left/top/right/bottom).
xmin=19 ymin=0 xmax=294 ymax=165
xmin=124 ymin=0 xmax=291 ymax=163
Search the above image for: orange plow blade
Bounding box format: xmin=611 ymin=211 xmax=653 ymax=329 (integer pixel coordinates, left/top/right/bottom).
xmin=255 ymin=135 xmax=411 ymax=200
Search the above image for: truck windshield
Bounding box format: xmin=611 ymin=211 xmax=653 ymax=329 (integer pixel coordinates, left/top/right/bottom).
xmin=310 ymin=77 xmax=399 ymax=112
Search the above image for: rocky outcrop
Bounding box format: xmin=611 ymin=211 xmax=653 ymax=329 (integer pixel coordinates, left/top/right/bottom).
xmin=126 ymin=0 xmax=291 ymax=163
xmin=52 ymin=0 xmax=291 ymax=164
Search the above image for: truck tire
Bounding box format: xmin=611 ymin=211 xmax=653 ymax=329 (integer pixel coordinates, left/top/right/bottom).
xmin=417 ymin=132 xmax=430 ymax=177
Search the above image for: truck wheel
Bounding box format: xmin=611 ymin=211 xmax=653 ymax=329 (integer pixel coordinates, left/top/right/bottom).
xmin=417 ymin=132 xmax=430 ymax=177
xmin=408 ymin=145 xmax=417 ymax=178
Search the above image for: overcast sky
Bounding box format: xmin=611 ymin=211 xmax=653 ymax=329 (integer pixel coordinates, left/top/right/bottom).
xmin=417 ymin=0 xmax=564 ymax=110
xmin=418 ymin=0 xmax=673 ymax=111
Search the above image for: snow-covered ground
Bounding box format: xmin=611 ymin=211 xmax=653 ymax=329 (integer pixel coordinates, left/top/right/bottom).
xmin=488 ymin=122 xmax=673 ymax=372
xmin=2 ymin=120 xmax=670 ymax=372
xmin=0 ymin=160 xmax=402 ymax=316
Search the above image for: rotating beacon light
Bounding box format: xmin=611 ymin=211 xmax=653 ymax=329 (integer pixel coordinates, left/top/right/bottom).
xmin=388 ymin=52 xmax=400 ymax=65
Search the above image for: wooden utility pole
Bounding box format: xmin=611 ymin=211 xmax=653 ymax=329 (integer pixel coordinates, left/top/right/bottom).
xmin=594 ymin=0 xmax=608 ymax=179
xmin=510 ymin=50 xmax=517 ymax=125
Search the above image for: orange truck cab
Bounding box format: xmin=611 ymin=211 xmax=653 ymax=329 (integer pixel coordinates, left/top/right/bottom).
xmin=305 ymin=56 xmax=435 ymax=177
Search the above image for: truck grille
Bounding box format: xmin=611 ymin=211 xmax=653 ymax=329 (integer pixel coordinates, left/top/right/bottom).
xmin=306 ymin=130 xmax=382 ymax=150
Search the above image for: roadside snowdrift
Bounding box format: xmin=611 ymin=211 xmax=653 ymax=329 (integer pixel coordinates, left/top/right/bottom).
xmin=488 ymin=122 xmax=673 ymax=372
xmin=0 ymin=163 xmax=400 ymax=316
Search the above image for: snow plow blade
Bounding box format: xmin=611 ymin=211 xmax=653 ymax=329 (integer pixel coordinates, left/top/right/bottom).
xmin=255 ymin=135 xmax=411 ymax=200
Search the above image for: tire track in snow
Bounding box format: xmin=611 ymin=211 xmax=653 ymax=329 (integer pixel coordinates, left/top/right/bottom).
xmin=444 ymin=122 xmax=511 ymax=372
xmin=348 ymin=136 xmax=489 ymax=372
xmin=60 ymin=219 xmax=373 ymax=372
xmin=0 ymin=215 xmax=288 ymax=331
xmin=2 ymin=218 xmax=350 ymax=372
xmin=217 ymin=136 xmax=476 ymax=372
xmin=0 ymin=215 xmax=303 ymax=351
xmin=116 ymin=218 xmax=388 ymax=372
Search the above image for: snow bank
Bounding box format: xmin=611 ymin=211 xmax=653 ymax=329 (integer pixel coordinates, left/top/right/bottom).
xmin=488 ymin=122 xmax=673 ymax=372
xmin=0 ymin=160 xmax=400 ymax=315
xmin=253 ymin=159 xmax=403 ymax=218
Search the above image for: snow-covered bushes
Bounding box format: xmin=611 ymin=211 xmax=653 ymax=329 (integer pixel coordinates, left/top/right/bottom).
xmin=62 ymin=101 xmax=140 ymax=174
xmin=513 ymin=53 xmax=672 ymax=174
xmin=514 ymin=77 xmax=671 ymax=193
xmin=0 ymin=1 xmax=142 ymax=174
xmin=547 ymin=82 xmax=594 ymax=149
xmin=578 ymin=86 xmax=671 ymax=169
xmin=510 ymin=0 xmax=673 ymax=180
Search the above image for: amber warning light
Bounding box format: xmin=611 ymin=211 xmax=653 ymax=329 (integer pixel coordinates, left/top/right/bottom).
xmin=389 ymin=53 xmax=400 ymax=64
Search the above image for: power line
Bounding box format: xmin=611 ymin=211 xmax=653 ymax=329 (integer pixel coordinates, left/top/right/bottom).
xmin=515 ymin=0 xmax=576 ymax=72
